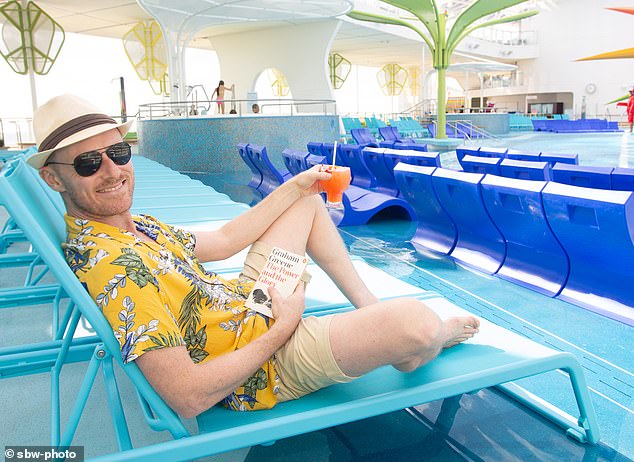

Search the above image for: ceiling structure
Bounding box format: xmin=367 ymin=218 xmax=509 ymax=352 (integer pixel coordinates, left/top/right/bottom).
xmin=28 ymin=1 xmax=420 ymax=66
xmin=30 ymin=0 xmax=525 ymax=68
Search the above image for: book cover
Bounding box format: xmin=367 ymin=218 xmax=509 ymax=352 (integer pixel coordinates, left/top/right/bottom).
xmin=244 ymin=247 xmax=309 ymax=318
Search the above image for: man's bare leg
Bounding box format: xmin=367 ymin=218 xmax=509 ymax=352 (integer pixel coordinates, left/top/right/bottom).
xmin=329 ymin=298 xmax=480 ymax=376
xmin=256 ymin=195 xmax=378 ymax=308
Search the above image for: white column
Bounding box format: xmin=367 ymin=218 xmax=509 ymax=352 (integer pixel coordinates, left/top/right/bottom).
xmin=22 ymin=0 xmax=38 ymax=113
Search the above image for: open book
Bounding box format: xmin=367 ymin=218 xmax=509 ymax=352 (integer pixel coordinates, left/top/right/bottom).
xmin=245 ymin=247 xmax=309 ymax=318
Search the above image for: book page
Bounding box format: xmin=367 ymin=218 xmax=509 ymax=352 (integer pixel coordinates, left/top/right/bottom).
xmin=244 ymin=247 xmax=308 ymax=318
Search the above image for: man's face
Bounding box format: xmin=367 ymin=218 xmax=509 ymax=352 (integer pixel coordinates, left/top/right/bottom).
xmin=40 ymin=129 xmax=135 ymax=223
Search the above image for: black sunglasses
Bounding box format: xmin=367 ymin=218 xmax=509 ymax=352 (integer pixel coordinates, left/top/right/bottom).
xmin=45 ymin=142 xmax=132 ymax=177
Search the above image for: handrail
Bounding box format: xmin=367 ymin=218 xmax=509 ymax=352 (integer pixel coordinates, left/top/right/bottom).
xmin=450 ymin=119 xmax=501 ymax=142
xmin=138 ymin=98 xmax=338 ymax=120
xmin=0 ymin=117 xmax=35 ymax=148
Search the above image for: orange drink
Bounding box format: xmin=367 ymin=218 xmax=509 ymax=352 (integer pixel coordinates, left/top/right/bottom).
xmin=319 ymin=165 xmax=351 ymax=209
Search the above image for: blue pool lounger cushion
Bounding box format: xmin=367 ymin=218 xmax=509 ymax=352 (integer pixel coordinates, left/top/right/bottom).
xmin=480 ymin=175 xmax=569 ymax=297
xmin=551 ymin=164 xmax=614 ymax=189
xmin=431 ymin=168 xmax=506 ymax=274
xmin=542 ymin=182 xmax=634 ymax=326
xmin=393 ymin=163 xmax=457 ymax=254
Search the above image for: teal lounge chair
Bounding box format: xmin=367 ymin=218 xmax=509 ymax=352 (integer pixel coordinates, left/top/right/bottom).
xmin=0 ymin=159 xmax=600 ymax=461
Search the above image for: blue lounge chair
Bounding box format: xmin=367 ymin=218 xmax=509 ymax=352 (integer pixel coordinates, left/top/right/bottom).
xmin=379 ymin=127 xmax=429 ymax=150
xmin=393 ymin=164 xmax=457 ymax=255
xmin=320 ymin=143 xmax=335 ymax=164
xmin=499 ymin=159 xmax=551 ymax=181
xmin=478 ymin=147 xmax=508 ymax=158
xmin=0 ymin=159 xmax=601 ymax=461
xmin=237 ymin=143 xmax=262 ymax=190
xmin=542 ymin=182 xmax=634 ymax=326
xmin=480 ymin=175 xmax=569 ymax=297
xmin=360 ymin=147 xmax=401 ymax=196
xmin=350 ymin=128 xmax=380 ymax=148
xmin=382 ymin=148 xmax=441 ymax=169
xmin=246 ymin=144 xmax=291 ymax=196
xmin=307 ymin=142 xmax=323 ymax=157
xmin=432 ymin=169 xmax=506 ymax=274
xmin=455 ymin=145 xmax=480 ymax=161
xmin=338 ymin=144 xmax=376 ymax=189
xmin=281 ymin=148 xmax=308 ymax=176
xmin=539 ymin=152 xmax=579 ymax=167
xmin=304 ymin=153 xmax=326 ymax=169
xmin=551 ymin=164 xmax=613 ymax=189
xmin=505 ymin=149 xmax=541 ymax=162
xmin=459 ymin=155 xmax=502 ymax=175
xmin=611 ymin=167 xmax=634 ymax=191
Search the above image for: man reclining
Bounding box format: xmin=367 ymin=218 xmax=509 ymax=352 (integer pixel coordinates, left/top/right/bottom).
xmin=30 ymin=94 xmax=480 ymax=417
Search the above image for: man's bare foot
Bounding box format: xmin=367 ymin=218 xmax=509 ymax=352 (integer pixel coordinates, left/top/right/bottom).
xmin=441 ymin=316 xmax=480 ymax=348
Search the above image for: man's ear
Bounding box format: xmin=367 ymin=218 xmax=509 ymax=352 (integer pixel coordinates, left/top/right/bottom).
xmin=39 ymin=167 xmax=66 ymax=193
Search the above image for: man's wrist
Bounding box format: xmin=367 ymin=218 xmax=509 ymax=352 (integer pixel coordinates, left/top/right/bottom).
xmin=269 ymin=316 xmax=300 ymax=338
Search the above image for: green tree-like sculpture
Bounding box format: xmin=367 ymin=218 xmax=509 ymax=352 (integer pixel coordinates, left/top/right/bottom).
xmin=348 ymin=1 xmax=538 ymax=138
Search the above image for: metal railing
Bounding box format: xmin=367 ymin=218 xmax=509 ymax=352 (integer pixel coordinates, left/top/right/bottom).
xmin=470 ymin=28 xmax=538 ymax=47
xmin=0 ymin=118 xmax=35 ymax=148
xmin=428 ymin=119 xmax=501 ymax=143
xmin=138 ymin=98 xmax=338 ymax=120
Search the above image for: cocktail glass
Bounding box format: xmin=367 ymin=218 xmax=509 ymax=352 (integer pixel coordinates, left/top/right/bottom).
xmin=319 ymin=165 xmax=351 ymax=209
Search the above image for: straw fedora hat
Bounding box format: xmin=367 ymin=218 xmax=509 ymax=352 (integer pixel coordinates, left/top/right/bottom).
xmin=27 ymin=94 xmax=134 ymax=169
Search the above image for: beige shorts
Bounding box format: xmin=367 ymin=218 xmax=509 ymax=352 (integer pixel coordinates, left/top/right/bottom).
xmin=241 ymin=241 xmax=357 ymax=402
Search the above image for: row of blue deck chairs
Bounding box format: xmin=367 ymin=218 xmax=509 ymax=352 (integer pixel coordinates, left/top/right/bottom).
xmin=395 ymin=161 xmax=634 ymax=327
xmin=509 ymin=114 xmax=570 ymax=131
xmin=0 ymin=152 xmax=601 ymax=459
xmin=238 ymin=141 xmax=417 ymax=226
xmin=350 ymin=127 xmax=430 ymax=149
xmin=457 ymin=145 xmax=634 ymax=190
xmin=532 ymin=118 xmax=621 ymax=133
xmin=342 ymin=116 xmax=429 ymax=138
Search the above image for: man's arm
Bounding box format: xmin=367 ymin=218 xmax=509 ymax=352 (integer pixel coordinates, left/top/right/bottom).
xmin=135 ymin=284 xmax=305 ymax=418
xmin=193 ymin=166 xmax=330 ymax=262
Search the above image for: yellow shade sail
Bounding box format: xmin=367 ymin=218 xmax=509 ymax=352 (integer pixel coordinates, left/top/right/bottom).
xmin=576 ymin=47 xmax=634 ymax=61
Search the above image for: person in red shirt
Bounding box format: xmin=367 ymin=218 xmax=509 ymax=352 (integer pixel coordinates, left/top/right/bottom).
xmin=627 ymin=87 xmax=634 ymax=133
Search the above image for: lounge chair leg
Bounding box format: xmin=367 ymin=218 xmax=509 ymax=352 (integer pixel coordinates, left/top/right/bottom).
xmin=260 ymin=440 xmax=277 ymax=447
xmin=57 ymin=345 xmax=106 ymax=447
xmin=496 ymin=359 xmax=600 ymax=445
xmin=102 ymin=355 xmax=133 ymax=451
xmin=564 ymin=363 xmax=600 ymax=444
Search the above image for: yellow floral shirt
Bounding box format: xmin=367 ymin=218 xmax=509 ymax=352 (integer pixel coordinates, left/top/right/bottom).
xmin=63 ymin=214 xmax=280 ymax=411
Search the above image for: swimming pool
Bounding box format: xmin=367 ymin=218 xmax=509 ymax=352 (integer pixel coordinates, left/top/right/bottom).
xmin=189 ymin=130 xmax=634 ymax=461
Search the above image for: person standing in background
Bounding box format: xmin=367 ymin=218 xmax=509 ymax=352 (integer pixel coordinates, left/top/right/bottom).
xmin=212 ymin=80 xmax=234 ymax=115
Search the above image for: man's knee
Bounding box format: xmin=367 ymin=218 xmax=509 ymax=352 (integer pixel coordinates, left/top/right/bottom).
xmin=392 ymin=299 xmax=443 ymax=353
